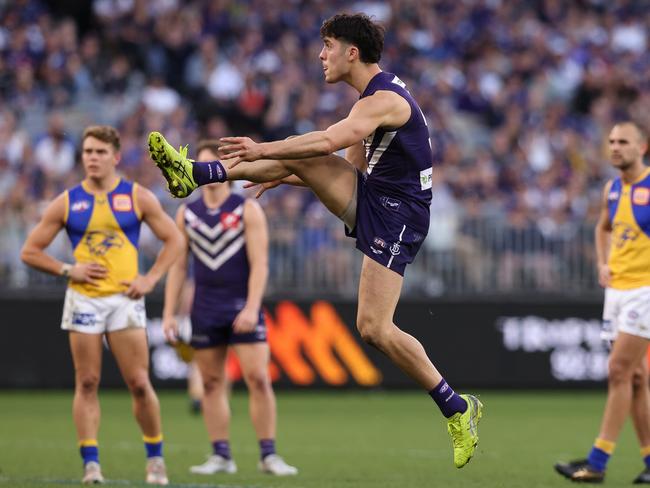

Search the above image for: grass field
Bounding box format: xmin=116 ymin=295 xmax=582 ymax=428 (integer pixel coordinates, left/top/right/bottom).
xmin=0 ymin=390 xmax=645 ymax=487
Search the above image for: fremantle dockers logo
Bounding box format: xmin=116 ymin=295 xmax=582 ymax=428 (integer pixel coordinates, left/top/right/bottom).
xmin=85 ymin=230 xmax=124 ymax=256
xmin=612 ymin=222 xmax=639 ymax=249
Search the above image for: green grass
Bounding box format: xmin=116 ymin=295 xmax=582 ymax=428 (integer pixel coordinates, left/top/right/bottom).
xmin=0 ymin=390 xmax=644 ymax=487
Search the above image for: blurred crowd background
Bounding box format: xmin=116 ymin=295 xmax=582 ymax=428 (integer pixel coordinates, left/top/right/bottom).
xmin=0 ymin=0 xmax=648 ymax=297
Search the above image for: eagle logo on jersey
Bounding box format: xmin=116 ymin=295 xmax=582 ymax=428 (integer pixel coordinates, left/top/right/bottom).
xmin=612 ymin=222 xmax=639 ymax=249
xmin=85 ymin=230 xmax=124 ymax=256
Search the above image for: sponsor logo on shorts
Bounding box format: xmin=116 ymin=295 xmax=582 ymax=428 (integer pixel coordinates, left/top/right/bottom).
xmin=370 ymin=246 xmax=383 ymax=255
xmin=191 ymin=334 xmax=210 ymax=344
xmin=390 ymin=242 xmax=401 ymax=256
xmin=633 ymin=187 xmax=650 ymax=205
xmin=373 ymin=237 xmax=387 ymax=249
xmin=420 ymin=167 xmax=433 ymax=190
xmin=112 ymin=194 xmax=132 ymax=212
xmin=72 ymin=312 xmax=96 ymax=326
xmin=629 ymin=310 xmax=640 ymax=320
xmin=71 ymin=200 xmax=91 ymax=212
xmin=381 ymin=196 xmax=401 ymax=212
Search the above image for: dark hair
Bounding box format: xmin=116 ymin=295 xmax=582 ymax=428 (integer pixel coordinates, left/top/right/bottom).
xmin=320 ymin=13 xmax=384 ymax=64
xmin=82 ymin=125 xmax=120 ymax=151
xmin=196 ymin=139 xmax=221 ymax=157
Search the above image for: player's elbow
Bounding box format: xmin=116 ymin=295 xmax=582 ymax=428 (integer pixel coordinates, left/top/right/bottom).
xmin=20 ymin=244 xmax=36 ymax=266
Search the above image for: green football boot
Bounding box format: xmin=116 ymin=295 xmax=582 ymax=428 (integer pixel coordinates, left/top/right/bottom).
xmin=148 ymin=131 xmax=197 ymax=198
xmin=447 ymin=394 xmax=483 ymax=468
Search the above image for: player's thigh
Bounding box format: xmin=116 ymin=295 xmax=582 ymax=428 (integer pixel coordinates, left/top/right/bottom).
xmin=232 ymin=342 xmax=270 ymax=379
xmin=609 ymin=331 xmax=650 ymax=374
xmin=69 ymin=332 xmax=104 ymax=378
xmin=357 ymin=256 xmax=403 ymax=331
xmin=107 ymin=328 xmax=150 ymax=379
xmin=193 ymin=346 xmax=229 ymax=382
xmin=284 ymin=154 xmax=357 ymax=218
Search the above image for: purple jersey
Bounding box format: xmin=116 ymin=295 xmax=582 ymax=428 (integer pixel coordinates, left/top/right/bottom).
xmin=360 ymin=71 xmax=433 ymax=233
xmin=184 ymin=193 xmax=248 ymax=314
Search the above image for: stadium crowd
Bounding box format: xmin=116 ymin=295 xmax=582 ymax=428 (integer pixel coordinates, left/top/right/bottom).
xmin=0 ymin=0 xmax=648 ymax=295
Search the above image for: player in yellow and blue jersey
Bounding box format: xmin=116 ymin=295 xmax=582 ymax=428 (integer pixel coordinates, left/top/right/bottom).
xmin=555 ymin=121 xmax=650 ymax=484
xmin=21 ymin=125 xmax=182 ymax=485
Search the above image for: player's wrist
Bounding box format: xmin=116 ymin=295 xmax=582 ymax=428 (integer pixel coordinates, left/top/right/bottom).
xmin=60 ymin=263 xmax=73 ymax=278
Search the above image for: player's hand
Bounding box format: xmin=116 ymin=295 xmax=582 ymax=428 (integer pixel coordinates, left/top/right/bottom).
xmin=243 ymin=180 xmax=282 ymax=198
xmin=69 ymin=262 xmax=107 ymax=286
xmin=219 ymin=137 xmax=264 ymax=168
xmin=120 ymin=274 xmax=155 ymax=299
xmin=233 ymin=306 xmax=259 ymax=334
xmin=598 ymin=264 xmax=611 ymax=288
xmin=162 ymin=315 xmax=179 ymax=344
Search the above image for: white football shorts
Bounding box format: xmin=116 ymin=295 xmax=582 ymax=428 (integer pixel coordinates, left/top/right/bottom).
xmin=602 ymin=286 xmax=650 ymax=342
xmin=61 ymin=288 xmax=147 ymax=334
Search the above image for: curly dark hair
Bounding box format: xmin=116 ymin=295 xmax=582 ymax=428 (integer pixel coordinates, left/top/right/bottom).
xmin=320 ymin=13 xmax=385 ymax=64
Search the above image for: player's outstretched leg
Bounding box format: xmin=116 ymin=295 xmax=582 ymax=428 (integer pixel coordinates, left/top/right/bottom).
xmin=447 ymin=394 xmax=483 ymax=468
xmin=148 ymin=131 xmax=198 ymax=198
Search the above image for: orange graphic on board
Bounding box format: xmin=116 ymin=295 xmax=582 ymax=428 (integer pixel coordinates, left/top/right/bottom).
xmin=226 ymin=301 xmax=382 ymax=386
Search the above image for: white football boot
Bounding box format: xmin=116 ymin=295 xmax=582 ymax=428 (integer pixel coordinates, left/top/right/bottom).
xmin=190 ymin=454 xmax=238 ymax=474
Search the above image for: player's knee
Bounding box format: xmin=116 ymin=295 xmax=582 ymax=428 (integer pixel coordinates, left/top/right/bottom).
xmin=356 ymin=317 xmax=389 ymax=348
xmin=202 ymin=373 xmax=226 ymax=394
xmin=126 ymin=375 xmax=152 ymax=399
xmin=76 ymin=374 xmax=100 ymax=394
xmin=608 ymin=359 xmax=635 ymax=384
xmin=244 ymin=371 xmax=271 ymax=394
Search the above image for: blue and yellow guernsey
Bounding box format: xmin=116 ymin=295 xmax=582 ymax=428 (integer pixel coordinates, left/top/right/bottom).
xmin=607 ymin=167 xmax=650 ymax=290
xmin=64 ymin=178 xmax=142 ymax=297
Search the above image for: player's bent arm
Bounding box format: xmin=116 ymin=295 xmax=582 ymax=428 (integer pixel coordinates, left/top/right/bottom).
xmin=595 ymin=180 xmax=613 ymax=268
xmin=243 ymin=199 xmax=269 ymax=311
xmin=137 ymin=186 xmax=184 ymax=285
xmin=162 ymin=205 xmax=190 ymax=319
xmin=20 ymin=193 xmax=68 ymax=275
xmin=255 ymin=92 xmax=409 ymax=160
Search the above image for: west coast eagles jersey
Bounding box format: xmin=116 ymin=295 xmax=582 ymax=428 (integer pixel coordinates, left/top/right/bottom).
xmin=64 ymin=178 xmax=142 ymax=297
xmin=607 ymin=168 xmax=650 ymax=289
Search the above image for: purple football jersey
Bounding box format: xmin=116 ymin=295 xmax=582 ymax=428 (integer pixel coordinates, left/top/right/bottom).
xmin=360 ymin=71 xmax=433 ymax=233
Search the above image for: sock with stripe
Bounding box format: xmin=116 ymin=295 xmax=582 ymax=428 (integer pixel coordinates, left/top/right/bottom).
xmin=143 ymin=434 xmax=164 ymax=459
xmin=587 ymin=438 xmax=615 ymax=472
xmin=212 ymin=440 xmax=231 ymax=460
xmin=259 ymin=439 xmax=276 ymax=460
xmin=641 ymin=445 xmax=650 ymax=469
xmin=429 ymin=378 xmax=468 ymax=418
xmin=79 ymin=439 xmax=99 ymax=465
xmin=192 ymin=160 xmax=227 ymax=186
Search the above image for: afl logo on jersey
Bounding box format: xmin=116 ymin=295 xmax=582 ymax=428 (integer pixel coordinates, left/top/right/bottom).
xmin=112 ymin=194 xmax=133 ymax=212
xmin=71 ymin=200 xmax=91 ymax=212
xmin=220 ymin=212 xmax=241 ymax=229
xmin=633 ymin=188 xmax=650 ymax=205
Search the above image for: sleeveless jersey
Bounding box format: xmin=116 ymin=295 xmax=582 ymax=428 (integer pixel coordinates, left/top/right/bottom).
xmin=64 ymin=179 xmax=141 ymax=297
xmin=184 ymin=193 xmax=249 ymax=313
xmin=360 ymin=71 xmax=433 ymax=233
xmin=607 ymin=167 xmax=650 ymax=289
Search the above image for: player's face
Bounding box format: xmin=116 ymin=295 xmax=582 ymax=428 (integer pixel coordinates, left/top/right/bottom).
xmin=608 ymin=125 xmax=646 ymax=171
xmin=82 ymin=136 xmax=119 ymax=180
xmin=319 ymin=36 xmax=350 ymax=83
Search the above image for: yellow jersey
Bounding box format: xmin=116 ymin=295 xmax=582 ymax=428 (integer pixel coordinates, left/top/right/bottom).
xmin=64 ymin=178 xmax=142 ymax=297
xmin=607 ymin=167 xmax=650 ymax=289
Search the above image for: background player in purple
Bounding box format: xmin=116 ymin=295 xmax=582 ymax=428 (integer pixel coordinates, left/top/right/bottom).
xmin=150 ymin=13 xmax=482 ymax=468
xmin=162 ymin=140 xmax=298 ymax=476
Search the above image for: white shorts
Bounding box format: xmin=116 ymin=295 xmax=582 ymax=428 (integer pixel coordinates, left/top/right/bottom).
xmin=61 ymin=288 xmax=147 ymax=334
xmin=602 ymin=287 xmax=650 ymax=341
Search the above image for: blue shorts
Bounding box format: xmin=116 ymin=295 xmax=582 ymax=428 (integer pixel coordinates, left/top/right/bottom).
xmin=189 ymin=308 xmax=266 ymax=349
xmin=345 ymin=172 xmax=428 ymax=276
